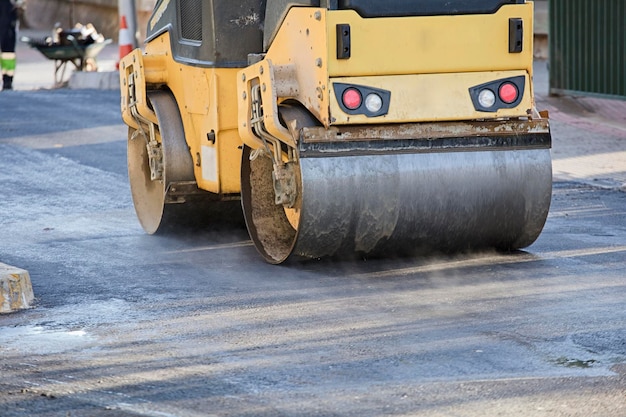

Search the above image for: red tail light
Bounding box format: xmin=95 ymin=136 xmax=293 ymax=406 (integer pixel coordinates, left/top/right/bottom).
xmin=499 ymin=82 xmax=519 ymax=104
xmin=342 ymin=88 xmax=362 ymax=110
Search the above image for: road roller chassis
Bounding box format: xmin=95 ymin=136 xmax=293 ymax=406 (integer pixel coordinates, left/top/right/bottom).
xmin=120 ymin=0 xmax=552 ymax=263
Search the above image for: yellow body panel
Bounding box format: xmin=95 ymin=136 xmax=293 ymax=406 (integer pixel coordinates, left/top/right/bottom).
xmin=120 ymin=49 xmax=158 ymax=128
xmin=326 ymin=4 xmax=534 ymax=77
xmin=238 ymin=4 xmax=537 ymax=146
xmin=238 ymin=7 xmax=330 ymax=147
xmin=120 ymin=32 xmax=243 ymax=195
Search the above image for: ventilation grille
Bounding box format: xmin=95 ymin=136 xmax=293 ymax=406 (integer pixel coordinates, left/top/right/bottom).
xmin=179 ymin=0 xmax=203 ymax=41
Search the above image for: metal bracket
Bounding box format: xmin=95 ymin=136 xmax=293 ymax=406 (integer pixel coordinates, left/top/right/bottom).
xmin=128 ymin=72 xmax=163 ymax=181
xmin=249 ymin=83 xmax=299 ymax=208
xmin=272 ymin=162 xmax=297 ymax=208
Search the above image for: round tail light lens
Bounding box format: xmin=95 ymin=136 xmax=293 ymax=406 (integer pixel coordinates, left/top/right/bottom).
xmin=478 ymin=89 xmax=496 ymax=109
xmin=499 ymin=83 xmax=518 ymax=104
xmin=364 ymin=93 xmax=383 ymax=113
xmin=342 ymin=88 xmax=362 ymax=110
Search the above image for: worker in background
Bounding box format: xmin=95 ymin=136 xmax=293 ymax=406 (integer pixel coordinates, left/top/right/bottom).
xmin=0 ymin=0 xmax=21 ymax=90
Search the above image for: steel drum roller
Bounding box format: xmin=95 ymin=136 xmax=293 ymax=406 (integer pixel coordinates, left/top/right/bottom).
xmin=242 ymin=144 xmax=552 ymax=263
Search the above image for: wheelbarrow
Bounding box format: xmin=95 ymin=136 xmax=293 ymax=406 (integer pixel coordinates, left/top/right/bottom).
xmin=22 ymin=25 xmax=112 ymax=86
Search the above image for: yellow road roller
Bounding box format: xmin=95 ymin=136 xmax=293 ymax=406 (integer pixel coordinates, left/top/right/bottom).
xmin=120 ymin=0 xmax=552 ymax=264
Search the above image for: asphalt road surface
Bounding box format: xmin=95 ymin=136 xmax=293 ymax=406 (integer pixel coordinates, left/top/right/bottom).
xmin=1 ymin=89 xmax=625 ymax=417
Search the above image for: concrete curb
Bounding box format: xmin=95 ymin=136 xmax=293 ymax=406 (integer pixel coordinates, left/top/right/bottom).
xmin=69 ymin=70 xmax=120 ymax=90
xmin=0 ymin=263 xmax=35 ymax=313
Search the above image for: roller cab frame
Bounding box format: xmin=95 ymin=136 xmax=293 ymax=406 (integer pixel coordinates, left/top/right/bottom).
xmin=120 ymin=0 xmax=552 ymax=263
